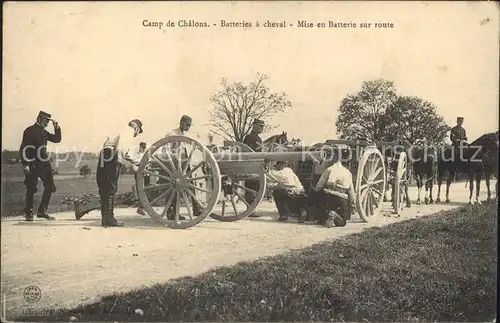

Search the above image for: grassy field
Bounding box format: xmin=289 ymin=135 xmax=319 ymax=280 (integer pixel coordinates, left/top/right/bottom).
xmin=12 ymin=202 xmax=497 ymax=322
xmin=1 ymin=160 xmax=135 ymax=217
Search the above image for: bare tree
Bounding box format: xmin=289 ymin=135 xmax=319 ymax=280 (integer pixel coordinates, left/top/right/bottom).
xmin=209 ymin=73 xmax=292 ymax=142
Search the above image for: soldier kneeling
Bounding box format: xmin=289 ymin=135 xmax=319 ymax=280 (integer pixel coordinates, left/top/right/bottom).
xmin=307 ymin=150 xmax=355 ymax=227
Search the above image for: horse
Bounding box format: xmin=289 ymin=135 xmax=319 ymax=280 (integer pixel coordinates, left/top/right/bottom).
xmin=262 ymin=132 xmax=289 ymax=152
xmin=410 ymin=139 xmax=438 ymax=204
xmin=436 ymin=131 xmax=498 ymax=204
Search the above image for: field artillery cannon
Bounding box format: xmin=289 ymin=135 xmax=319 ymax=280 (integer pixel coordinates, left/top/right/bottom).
xmin=135 ymin=135 xmax=395 ymax=229
xmin=135 ymin=136 xmax=324 ymax=229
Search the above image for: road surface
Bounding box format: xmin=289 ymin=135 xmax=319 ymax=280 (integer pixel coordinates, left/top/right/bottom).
xmin=1 ymin=180 xmax=496 ymax=319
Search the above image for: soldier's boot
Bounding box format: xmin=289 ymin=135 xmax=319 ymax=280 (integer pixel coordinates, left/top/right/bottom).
xmin=25 ymin=193 xmax=34 ymax=222
xmin=100 ymin=195 xmax=109 ymax=226
xmin=103 ymin=195 xmax=123 ymax=227
xmin=37 ymin=190 xmax=55 ymax=220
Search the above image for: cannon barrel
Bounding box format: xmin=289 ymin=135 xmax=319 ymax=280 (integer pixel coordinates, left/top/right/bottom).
xmin=212 ymin=150 xmax=325 ymax=162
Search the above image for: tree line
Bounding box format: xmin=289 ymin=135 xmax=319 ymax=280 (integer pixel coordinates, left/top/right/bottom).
xmin=209 ymin=75 xmax=450 ymax=145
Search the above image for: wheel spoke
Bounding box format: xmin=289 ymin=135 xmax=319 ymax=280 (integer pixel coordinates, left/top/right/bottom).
xmin=369 ymin=166 xmax=383 ymax=182
xmin=221 ymin=200 xmax=226 ymax=216
xmin=151 ymin=155 xmax=175 ymax=177
xmin=144 ymin=183 xmax=172 ymax=192
xmin=143 ymin=169 xmax=171 ymax=182
xmin=371 ymin=178 xmax=385 ymax=185
xmin=188 ymin=175 xmax=212 ymax=182
xmin=234 ymin=190 xmax=251 ymax=208
xmin=180 ymin=189 xmax=193 ymax=220
xmin=184 ymin=187 xmax=207 ymax=210
xmin=187 ymin=183 xmax=212 ymax=195
xmin=175 ymin=191 xmax=181 ymax=221
xmin=371 ymin=190 xmax=379 ymax=208
xmin=161 ymin=188 xmax=176 ymax=217
xmin=185 ymin=161 xmax=205 ymax=178
xmin=372 ymin=187 xmax=383 ymax=197
xmin=176 ymin=147 xmax=183 ymax=173
xmin=370 ymin=156 xmax=380 ymax=175
xmin=149 ymin=187 xmax=173 ymax=206
xmin=233 ymin=182 xmax=257 ymax=195
xmin=183 ymin=145 xmax=196 ymax=173
xmin=230 ymin=197 xmax=239 ymax=216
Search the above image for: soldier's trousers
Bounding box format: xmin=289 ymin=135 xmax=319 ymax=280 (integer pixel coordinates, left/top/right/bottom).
xmin=244 ymin=180 xmax=260 ymax=205
xmin=24 ymin=162 xmax=57 ymax=214
xmin=272 ymin=190 xmax=306 ymax=219
xmin=307 ymin=190 xmax=349 ymax=226
xmin=96 ymin=148 xmax=121 ymax=215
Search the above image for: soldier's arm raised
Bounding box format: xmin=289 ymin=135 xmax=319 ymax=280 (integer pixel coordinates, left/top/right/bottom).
xmin=44 ymin=123 xmax=62 ymax=143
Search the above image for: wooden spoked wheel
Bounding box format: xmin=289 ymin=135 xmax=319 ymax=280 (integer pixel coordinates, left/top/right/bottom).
xmin=136 ymin=136 xmax=221 ymax=229
xmin=355 ymin=147 xmax=387 ymax=222
xmin=210 ymin=141 xmax=267 ymax=221
xmin=392 ymin=151 xmax=407 ymax=215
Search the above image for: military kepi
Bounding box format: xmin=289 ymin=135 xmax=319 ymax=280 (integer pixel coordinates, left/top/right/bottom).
xmin=181 ymin=115 xmax=192 ymax=124
xmin=38 ymin=111 xmax=51 ymax=119
xmin=253 ymin=119 xmax=265 ymax=126
xmin=130 ymin=119 xmax=144 ymax=134
xmin=457 ymin=117 xmax=464 ymax=120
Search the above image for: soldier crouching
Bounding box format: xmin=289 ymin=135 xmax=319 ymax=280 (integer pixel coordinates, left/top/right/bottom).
xmin=96 ymin=119 xmax=144 ymax=227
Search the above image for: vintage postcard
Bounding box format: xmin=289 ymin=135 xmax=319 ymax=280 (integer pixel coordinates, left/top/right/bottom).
xmin=2 ymin=1 xmax=498 ymax=322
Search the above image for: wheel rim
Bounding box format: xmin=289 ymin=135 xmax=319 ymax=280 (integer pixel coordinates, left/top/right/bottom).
xmin=356 ymin=148 xmax=386 ymax=222
xmin=393 ymin=152 xmax=407 ymax=215
xmin=210 ymin=141 xmax=267 ymax=221
xmin=136 ymin=136 xmax=221 ymax=229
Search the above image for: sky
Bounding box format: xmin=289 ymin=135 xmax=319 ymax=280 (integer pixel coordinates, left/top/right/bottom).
xmin=2 ymin=1 xmax=499 ymax=153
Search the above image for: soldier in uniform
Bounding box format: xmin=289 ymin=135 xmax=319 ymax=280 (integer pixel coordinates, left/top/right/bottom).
xmin=450 ymin=117 xmax=468 ymax=147
xmin=243 ymin=119 xmax=265 ymax=217
xmin=97 ymin=119 xmax=144 ymax=227
xmin=162 ymin=115 xmax=203 ymax=219
xmin=133 ymin=142 xmax=149 ymax=215
xmin=19 ymin=111 xmax=62 ymax=221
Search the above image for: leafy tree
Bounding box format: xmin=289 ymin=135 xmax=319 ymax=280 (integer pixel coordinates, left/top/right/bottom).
xmin=209 ymin=73 xmax=292 ymax=142
xmin=79 ymin=164 xmax=92 ymax=178
xmin=336 ymin=79 xmax=398 ymax=141
xmin=380 ymin=96 xmax=450 ymax=144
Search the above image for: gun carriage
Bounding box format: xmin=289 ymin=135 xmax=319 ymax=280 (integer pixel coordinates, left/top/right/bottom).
xmin=134 ymin=136 xmax=409 ymax=229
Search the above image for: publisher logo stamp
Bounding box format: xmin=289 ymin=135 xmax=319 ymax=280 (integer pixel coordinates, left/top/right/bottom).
xmin=23 ymin=285 xmax=41 ymax=303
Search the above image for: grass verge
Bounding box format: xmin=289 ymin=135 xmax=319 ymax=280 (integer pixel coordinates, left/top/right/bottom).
xmin=13 ymin=203 xmax=498 ymax=322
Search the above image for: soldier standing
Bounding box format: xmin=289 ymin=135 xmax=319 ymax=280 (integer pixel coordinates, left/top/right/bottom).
xmin=162 ymin=115 xmax=202 ymax=219
xmin=450 ymin=117 xmax=468 ymax=147
xmin=133 ymin=142 xmax=149 ymax=215
xmin=243 ymin=119 xmax=265 ymax=217
xmin=19 ymin=111 xmax=62 ymax=221
xmin=97 ymin=119 xmax=144 ymax=227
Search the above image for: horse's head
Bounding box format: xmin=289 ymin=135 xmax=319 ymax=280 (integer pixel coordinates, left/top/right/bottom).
xmin=276 ymin=131 xmax=289 ymax=146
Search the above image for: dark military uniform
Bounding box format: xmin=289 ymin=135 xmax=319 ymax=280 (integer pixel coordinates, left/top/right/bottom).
xmin=243 ymin=131 xmax=263 ymax=152
xmin=19 ymin=111 xmax=62 ymax=218
xmin=450 ymin=125 xmax=467 ymax=146
xmin=243 ymin=119 xmax=264 ymax=208
xmin=97 ymin=119 xmax=143 ymax=227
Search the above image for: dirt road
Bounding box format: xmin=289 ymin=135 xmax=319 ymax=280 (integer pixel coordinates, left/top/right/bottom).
xmin=1 ymin=181 xmax=496 ymax=319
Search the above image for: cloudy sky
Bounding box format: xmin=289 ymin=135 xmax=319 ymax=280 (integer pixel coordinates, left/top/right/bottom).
xmin=3 ymin=1 xmax=498 ymax=152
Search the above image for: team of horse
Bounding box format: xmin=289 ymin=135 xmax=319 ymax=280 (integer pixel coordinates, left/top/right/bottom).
xmin=209 ymin=130 xmax=499 ymax=207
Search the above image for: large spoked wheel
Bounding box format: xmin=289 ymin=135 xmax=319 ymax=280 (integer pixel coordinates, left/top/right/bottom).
xmin=136 ymin=136 xmax=222 ymax=229
xmin=210 ymin=171 xmax=267 ymax=222
xmin=210 ymin=141 xmax=267 ymax=221
xmin=392 ymin=151 xmax=408 ymax=215
xmin=355 ymin=147 xmax=387 ymax=222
